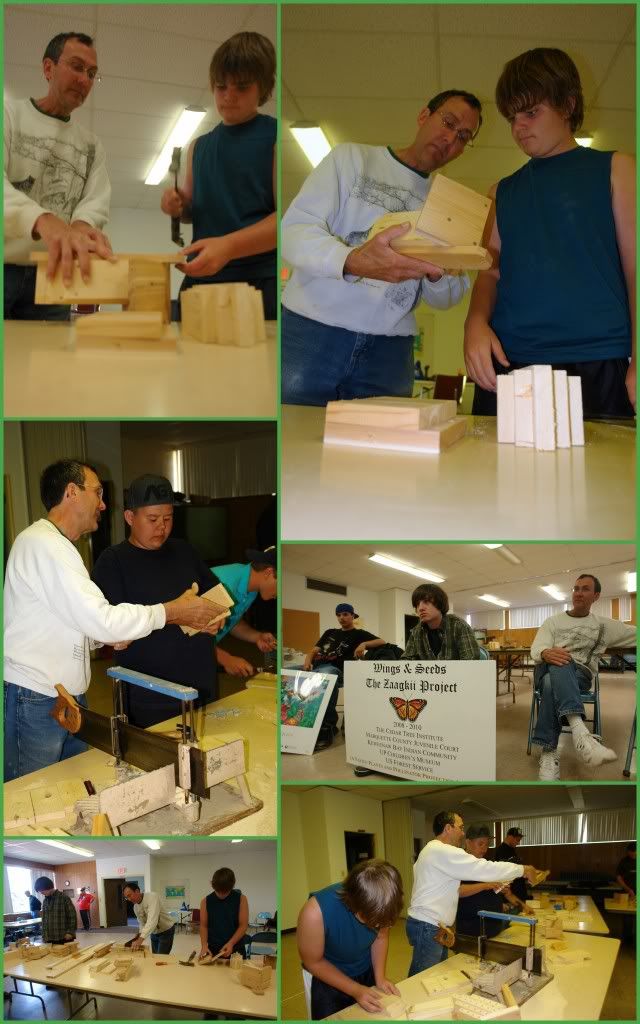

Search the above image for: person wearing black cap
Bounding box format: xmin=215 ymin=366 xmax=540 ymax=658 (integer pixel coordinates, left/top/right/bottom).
xmin=615 ymin=843 xmax=636 ymax=898
xmin=209 ymin=547 xmax=278 ymax=677
xmin=33 ymin=877 xmax=77 ymax=944
xmin=92 ymin=474 xmax=226 ymax=727
xmin=492 ymin=827 xmax=528 ymax=903
xmin=303 ymin=604 xmax=385 ymax=750
xmin=456 ymin=826 xmax=524 ymax=938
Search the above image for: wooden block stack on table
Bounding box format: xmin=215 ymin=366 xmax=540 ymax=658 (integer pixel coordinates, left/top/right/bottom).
xmin=180 ymin=282 xmax=267 ymax=345
xmin=498 ymin=364 xmax=584 ymax=450
xmin=323 ymin=397 xmax=466 ymax=453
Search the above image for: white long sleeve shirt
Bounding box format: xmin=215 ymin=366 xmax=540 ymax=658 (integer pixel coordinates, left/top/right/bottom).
xmin=282 ymin=143 xmax=469 ymax=335
xmin=408 ymin=839 xmax=523 ymax=927
xmin=531 ymin=611 xmax=636 ymax=677
xmin=4 ymin=98 xmax=110 ymax=264
xmin=133 ymin=892 xmax=175 ymax=939
xmin=4 ymin=519 xmax=166 ymax=697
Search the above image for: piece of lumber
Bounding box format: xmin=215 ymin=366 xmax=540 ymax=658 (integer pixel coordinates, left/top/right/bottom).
xmin=422 ymin=970 xmax=473 ymax=998
xmin=497 ymin=375 xmax=515 ymax=443
xmin=416 ymin=174 xmax=493 ymax=247
xmin=91 ymin=812 xmax=114 ymax=835
xmin=380 ymin=994 xmax=408 ymax=1018
xmin=98 ymin=763 xmax=175 ymax=827
xmin=532 ymin=364 xmax=555 ymax=451
xmin=568 ymin=376 xmax=584 ymax=445
xmin=324 ymin=416 xmax=466 ymax=454
xmin=453 ymin=994 xmax=521 ymax=1020
xmin=111 ymin=944 xmax=147 ymax=956
xmin=200 ymin=735 xmax=246 ymax=788
xmin=500 ymin=985 xmax=517 ymax=1009
xmin=50 ymin=942 xmax=78 ymax=957
xmin=101 ymin=961 xmax=117 ymax=974
xmin=75 ymin=320 xmax=177 ymax=352
xmin=57 ymin=778 xmax=88 ymax=814
xmin=406 ymin=997 xmax=455 ymax=1020
xmin=91 ymin=943 xmax=114 ymax=958
xmin=128 ymin=258 xmax=171 ymax=321
xmin=21 ymin=944 xmax=52 ymax=961
xmin=114 ymin=957 xmax=135 ymax=981
xmin=240 ymin=961 xmax=271 ymax=994
xmin=33 ymin=256 xmax=130 ymax=305
xmin=76 ymin=311 xmax=164 ymax=340
xmin=325 ymin=396 xmax=458 ymax=431
xmin=180 ymin=581 xmax=234 ymax=636
xmin=553 ymin=370 xmax=571 ymax=448
xmin=367 ymin=211 xmax=492 ymax=270
xmin=512 ymin=368 xmax=534 ymax=448
xmin=31 ymin=785 xmax=67 ymax=824
xmin=4 ymin=789 xmax=36 ymax=829
xmin=46 ymin=945 xmax=98 ymax=978
xmin=180 ymin=282 xmax=267 ymax=345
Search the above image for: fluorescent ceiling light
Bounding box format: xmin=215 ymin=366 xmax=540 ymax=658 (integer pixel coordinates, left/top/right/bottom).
xmin=37 ymin=840 xmax=94 ymax=858
xmin=627 ymin=572 xmax=637 ymax=593
xmin=482 ymin=544 xmax=522 ymax=565
xmin=290 ymin=122 xmax=331 ymax=167
xmin=478 ymin=594 xmax=510 ymax=608
xmin=142 ymin=839 xmax=162 ymax=850
xmin=576 ymin=133 xmax=593 ymax=147
xmin=369 ymin=553 xmax=445 ymax=583
xmin=540 ymin=584 xmax=566 ymax=602
xmin=483 ymin=544 xmax=502 ymax=550
xmin=231 ymin=839 xmax=243 ymax=844
xmin=145 ymin=107 xmax=206 ymax=185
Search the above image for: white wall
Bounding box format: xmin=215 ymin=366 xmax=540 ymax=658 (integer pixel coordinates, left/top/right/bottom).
xmin=150 ymin=845 xmax=276 ymax=921
xmin=282 ymin=570 xmax=381 ymax=635
xmin=94 ymin=853 xmax=150 ymax=928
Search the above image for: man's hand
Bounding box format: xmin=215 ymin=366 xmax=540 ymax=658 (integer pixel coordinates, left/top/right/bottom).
xmin=354 ymin=985 xmax=384 ymax=1014
xmin=33 ymin=213 xmax=115 ymax=285
xmin=625 ymin=360 xmax=636 ymax=412
xmin=256 ymin=632 xmax=277 ymax=653
xmin=130 ymin=937 xmax=143 ymax=951
xmin=354 ymin=642 xmax=368 ymax=659
xmin=164 ymin=583 xmax=227 ymax=631
xmin=463 ymin=318 xmax=510 ymax=392
xmin=63 ymin=933 xmax=75 ymax=942
xmin=376 ymin=978 xmax=401 ymax=997
xmin=523 ymin=866 xmax=540 ymax=884
xmin=222 ymin=655 xmax=255 ymax=678
xmin=541 ymin=647 xmax=573 ymax=667
xmin=344 ymin=223 xmax=445 ymax=283
xmin=219 ymin=942 xmax=233 ymax=958
xmin=112 ymin=641 xmax=130 ymax=651
xmin=177 ymin=237 xmax=233 ymax=278
xmin=161 ymin=187 xmax=186 ymax=218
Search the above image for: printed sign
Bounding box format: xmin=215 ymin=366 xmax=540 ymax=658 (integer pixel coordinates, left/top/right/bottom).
xmin=344 ymin=660 xmax=496 ymax=780
xmin=281 ymin=668 xmax=339 ymax=755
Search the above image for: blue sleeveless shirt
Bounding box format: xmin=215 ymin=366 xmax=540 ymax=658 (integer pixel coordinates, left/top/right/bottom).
xmin=190 ymin=113 xmax=276 ymax=283
xmin=312 ymin=883 xmax=377 ymax=977
xmin=491 ymin=147 xmax=631 ymax=363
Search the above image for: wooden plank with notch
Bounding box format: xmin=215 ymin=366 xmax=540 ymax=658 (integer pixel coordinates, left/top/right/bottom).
xmin=5 ymin=789 xmax=36 ymax=829
xmin=416 ymin=174 xmax=492 ymax=246
xmin=326 ymin=396 xmax=457 ymax=431
xmin=324 ymin=416 xmax=466 ymax=454
xmin=180 ymin=582 xmax=234 ymax=636
xmin=31 ymin=785 xmax=67 ymax=824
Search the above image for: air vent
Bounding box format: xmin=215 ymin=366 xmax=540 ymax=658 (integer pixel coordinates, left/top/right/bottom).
xmin=306 ymin=577 xmax=347 ymax=596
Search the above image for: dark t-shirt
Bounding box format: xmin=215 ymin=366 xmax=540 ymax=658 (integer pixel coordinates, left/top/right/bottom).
xmin=314 ymin=628 xmax=378 ymax=673
xmin=28 ymin=894 xmax=41 ymax=915
xmin=492 ymin=842 xmax=527 ymax=901
xmin=456 ymin=884 xmax=507 ymax=937
xmin=206 ymin=888 xmax=245 ymax=954
xmin=425 ymin=624 xmax=442 ymax=657
xmin=92 ymin=538 xmax=218 ymax=727
xmin=615 ymin=855 xmax=636 ymax=893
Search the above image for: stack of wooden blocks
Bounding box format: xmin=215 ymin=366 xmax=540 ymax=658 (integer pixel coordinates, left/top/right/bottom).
xmin=239 ymin=961 xmax=271 ymax=994
xmin=180 ymin=282 xmax=267 ymax=346
xmin=497 ymin=366 xmax=584 ymax=450
xmin=323 ymin=397 xmax=465 ymax=453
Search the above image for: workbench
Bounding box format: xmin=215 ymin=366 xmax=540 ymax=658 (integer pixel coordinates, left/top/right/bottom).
xmin=4 ymin=320 xmax=276 ymax=418
xmin=282 ymin=406 xmax=635 ymax=540
xmin=326 ymin=935 xmax=620 ymax=1021
xmin=3 ymin=948 xmax=276 ymax=1019
xmin=604 ymin=898 xmax=637 ymax=915
xmin=3 ymin=680 xmax=276 ymax=837
xmin=501 ymin=894 xmax=609 ymax=936
xmin=3 ymin=918 xmax=41 ymax=936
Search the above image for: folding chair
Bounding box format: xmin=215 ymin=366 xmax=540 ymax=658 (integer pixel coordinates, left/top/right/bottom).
xmin=302 ymin=967 xmax=313 ymax=1017
xmin=527 ymin=669 xmax=601 ymax=755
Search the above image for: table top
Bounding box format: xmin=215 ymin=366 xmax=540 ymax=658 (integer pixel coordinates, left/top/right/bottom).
xmin=4 ymin=680 xmax=276 ymax=837
xmin=327 ymin=936 xmax=620 ymax=1021
xmin=282 ymin=406 xmax=635 ymax=540
xmin=3 ymin=948 xmax=276 ymax=1018
xmin=4 ymin=917 xmax=41 ymax=929
xmin=604 ymin=897 xmax=637 ymax=915
xmin=511 ymin=894 xmax=609 ymax=935
xmin=4 ymin=320 xmax=276 ymax=418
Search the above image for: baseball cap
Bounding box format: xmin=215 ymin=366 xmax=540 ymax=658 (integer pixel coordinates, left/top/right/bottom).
xmin=336 ymin=603 xmax=357 ymax=615
xmin=125 ymin=474 xmax=175 ymax=510
xmin=466 ymin=824 xmax=494 ymax=840
xmin=507 ymin=827 xmax=524 ymax=837
xmin=34 ymin=876 xmax=54 ymax=893
xmin=245 ymin=545 xmax=276 ymax=568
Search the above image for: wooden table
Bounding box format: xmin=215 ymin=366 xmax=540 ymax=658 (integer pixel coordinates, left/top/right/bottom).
xmin=604 ymin=898 xmax=637 ymax=915
xmin=3 ymin=948 xmax=276 ymax=1019
xmin=4 ymin=320 xmax=277 ymax=418
xmin=326 ymin=935 xmax=620 ymax=1021
xmin=4 ymin=918 xmax=41 ymax=935
xmin=4 ymin=680 xmax=276 ymax=837
xmin=282 ymin=406 xmax=635 ymax=540
xmin=507 ymin=895 xmax=609 ymax=936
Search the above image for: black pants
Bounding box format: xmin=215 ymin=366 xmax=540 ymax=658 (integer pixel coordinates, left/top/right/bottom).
xmin=79 ymin=909 xmax=91 ymax=930
xmin=4 ymin=264 xmax=70 ymax=321
xmin=311 ymin=966 xmax=375 ymax=1020
xmin=472 ymin=356 xmax=634 ymax=419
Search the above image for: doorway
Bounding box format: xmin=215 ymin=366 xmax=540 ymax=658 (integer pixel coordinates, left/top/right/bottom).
xmin=344 ymin=831 xmax=375 ymax=871
xmin=103 ymin=878 xmax=128 ymax=928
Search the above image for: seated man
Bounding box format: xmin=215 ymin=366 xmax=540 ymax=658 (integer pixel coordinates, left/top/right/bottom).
xmin=303 ymin=603 xmax=385 ymax=750
xmin=456 ymin=825 xmax=524 ymax=938
xmin=211 ymin=546 xmax=277 ymax=677
xmin=402 ymin=584 xmax=481 ymax=659
xmin=531 ymin=573 xmax=636 ymax=779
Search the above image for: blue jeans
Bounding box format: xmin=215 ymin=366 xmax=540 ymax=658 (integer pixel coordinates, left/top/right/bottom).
xmin=4 ymin=265 xmax=70 ymax=320
xmin=151 ymin=925 xmax=175 ymax=954
xmin=531 ymin=663 xmax=593 ymax=750
xmin=406 ymin=917 xmax=449 ymax=976
xmin=4 ymin=683 xmax=88 ymax=781
xmin=282 ymin=306 xmax=415 ymax=406
xmin=314 ymin=664 xmax=341 ymax=730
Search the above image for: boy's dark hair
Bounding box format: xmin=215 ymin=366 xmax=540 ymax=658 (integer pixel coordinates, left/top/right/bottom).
xmin=123 ymin=882 xmax=140 ymax=893
xmin=212 ymin=867 xmax=236 ymax=892
xmin=339 ymin=858 xmax=403 ymax=930
xmin=43 ymin=33 xmax=94 ymax=64
xmin=576 ymin=573 xmax=602 ymax=594
xmin=40 ymin=459 xmax=94 ymax=511
xmin=209 ymin=32 xmax=275 ymax=105
xmin=433 ymin=810 xmax=459 ymax=836
xmin=412 ymin=583 xmax=449 ymax=616
xmin=251 ymin=561 xmax=277 ymax=577
xmin=495 ymin=48 xmax=584 ymax=132
xmin=34 ymin=876 xmax=54 ymax=893
xmin=428 ymin=89 xmax=483 ymax=136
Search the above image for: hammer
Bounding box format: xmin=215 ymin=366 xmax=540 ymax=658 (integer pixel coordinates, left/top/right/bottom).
xmin=169 ymin=146 xmax=184 ymax=247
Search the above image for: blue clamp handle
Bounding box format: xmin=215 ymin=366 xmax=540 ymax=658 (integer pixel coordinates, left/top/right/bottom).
xmin=478 ymin=910 xmax=538 ymax=926
xmin=108 ymin=666 xmax=198 ymax=702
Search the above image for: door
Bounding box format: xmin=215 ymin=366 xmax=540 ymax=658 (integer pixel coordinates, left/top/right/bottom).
xmin=344 ymin=831 xmax=375 ymax=871
xmin=103 ymin=878 xmax=128 ymax=927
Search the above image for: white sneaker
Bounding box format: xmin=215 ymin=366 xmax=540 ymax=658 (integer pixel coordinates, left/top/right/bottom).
xmin=539 ymin=751 xmax=560 ymax=780
xmin=574 ymin=731 xmax=617 ymax=767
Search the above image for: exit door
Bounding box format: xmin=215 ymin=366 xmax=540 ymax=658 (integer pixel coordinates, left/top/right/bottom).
xmin=345 ymin=831 xmax=375 ymax=871
xmin=103 ymin=878 xmax=128 ymax=927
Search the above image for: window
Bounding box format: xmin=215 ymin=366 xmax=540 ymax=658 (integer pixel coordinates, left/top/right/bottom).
xmin=6 ymin=865 xmax=33 ymax=914
xmin=509 ymin=604 xmax=566 ymax=629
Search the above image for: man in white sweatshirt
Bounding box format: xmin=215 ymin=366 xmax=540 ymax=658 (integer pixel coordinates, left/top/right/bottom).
xmin=123 ymin=883 xmax=177 ymax=954
xmin=4 ymin=459 xmax=224 ymax=781
xmin=281 ymin=89 xmax=482 ymax=406
xmin=4 ymin=31 xmax=114 ymax=319
xmin=406 ymin=810 xmax=539 ymax=976
xmin=531 ymin=573 xmax=636 ymax=780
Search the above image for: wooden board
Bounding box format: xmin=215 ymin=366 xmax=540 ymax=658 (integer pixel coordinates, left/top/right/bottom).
xmin=128 ymin=259 xmax=171 ymax=322
xmin=325 ymin=396 xmax=457 ymax=431
xmin=181 ymin=283 xmax=267 ymax=345
xmin=532 ymin=364 xmax=555 ymax=451
xmin=367 ymin=212 xmax=492 ymax=270
xmin=180 ymin=582 xmax=234 ymax=637
xmin=324 ymin=416 xmax=466 ymax=454
xmin=568 ymin=376 xmax=585 ymax=446
xmin=46 ymin=945 xmax=98 ymax=978
xmin=98 ymin=764 xmax=175 ymax=827
xmin=416 ymin=174 xmax=492 ymax=246
xmin=496 ymin=375 xmax=515 ymax=443
xmin=31 ymin=253 xmax=179 ymax=306
xmin=553 ymin=370 xmax=571 ymax=448
xmin=57 ymin=778 xmax=88 ymax=814
xmin=513 ymin=369 xmax=534 ymax=448
xmin=421 ymin=969 xmax=472 ymax=998
xmin=75 ymin=321 xmax=177 ymax=352
xmin=201 ymin=735 xmax=246 ymax=788
xmin=76 ymin=311 xmax=164 ymax=339
xmin=4 ymin=789 xmax=36 ymax=829
xmin=31 ymin=785 xmax=66 ymax=823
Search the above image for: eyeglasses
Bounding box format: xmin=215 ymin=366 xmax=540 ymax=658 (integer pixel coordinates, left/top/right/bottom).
xmin=438 ymin=112 xmax=476 ymax=147
xmin=79 ymin=484 xmax=104 ymax=500
xmin=59 ymin=58 xmax=101 ymax=83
